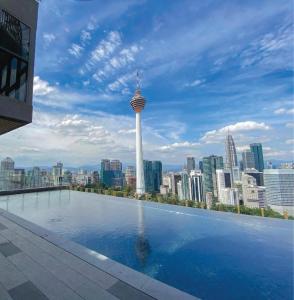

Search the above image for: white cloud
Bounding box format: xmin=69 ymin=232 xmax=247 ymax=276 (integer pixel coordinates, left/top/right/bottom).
xmin=68 ymin=43 xmax=84 ymax=58
xmin=33 ymin=76 xmax=118 ymax=109
xmin=286 ymin=122 xmax=294 ymax=128
xmin=286 ymin=139 xmax=294 ymax=145
xmin=43 ymin=33 xmax=56 ymax=45
xmin=201 ymin=121 xmax=270 ymax=144
xmin=88 ymin=31 xmax=121 ymax=67
xmin=159 ymin=141 xmax=200 ymax=151
xmin=33 ymin=76 xmax=56 ymax=96
xmin=236 ymin=145 xmax=250 ymax=152
xmin=274 ymin=108 xmax=294 ymax=115
xmin=184 ymin=79 xmax=205 ymax=87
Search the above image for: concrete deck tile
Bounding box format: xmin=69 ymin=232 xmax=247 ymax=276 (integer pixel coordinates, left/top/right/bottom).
xmin=8 ymin=281 xmax=49 ymax=300
xmin=141 ymin=278 xmax=198 ymax=300
xmin=108 ymin=280 xmax=154 ymax=300
xmin=75 ymin=280 xmax=119 ymax=300
xmin=0 ymin=222 xmax=7 ymax=230
xmin=0 ymin=253 xmax=27 ymax=290
xmin=8 ymin=252 xmax=83 ymax=300
xmin=0 ymin=282 xmax=13 ymax=300
xmin=0 ymin=234 xmax=8 ymax=244
xmin=0 ymin=242 xmax=21 ymax=257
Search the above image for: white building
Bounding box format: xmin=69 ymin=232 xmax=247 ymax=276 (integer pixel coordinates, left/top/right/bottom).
xmin=222 ymin=188 xmax=239 ymax=206
xmin=264 ymin=169 xmax=294 ymax=216
xmin=216 ymin=169 xmax=232 ymax=203
xmin=189 ymin=170 xmax=203 ymax=202
xmin=242 ymin=173 xmax=266 ymax=208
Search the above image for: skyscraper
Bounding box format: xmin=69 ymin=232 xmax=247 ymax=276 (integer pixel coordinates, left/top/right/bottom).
xmin=130 ymin=76 xmax=146 ymax=195
xmin=110 ymin=160 xmax=123 ymax=187
xmin=250 ymin=143 xmax=264 ymax=172
xmin=225 ymin=134 xmax=238 ymax=170
xmin=152 ymin=161 xmax=162 ymax=192
xmin=189 ymin=170 xmax=204 ymax=202
xmin=187 ymin=157 xmax=196 ymax=175
xmin=100 ymin=159 xmax=111 ymax=187
xmin=203 ymin=155 xmax=224 ymax=198
xmin=143 ymin=160 xmax=153 ymax=193
xmin=242 ymin=150 xmax=255 ymax=169
xmin=264 ymin=169 xmax=294 ymax=216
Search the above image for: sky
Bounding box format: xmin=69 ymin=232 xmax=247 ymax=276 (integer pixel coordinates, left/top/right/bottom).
xmin=1 ymin=0 xmax=293 ymax=167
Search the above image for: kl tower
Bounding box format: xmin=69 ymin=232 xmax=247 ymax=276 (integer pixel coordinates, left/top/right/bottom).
xmin=130 ymin=72 xmax=146 ymax=195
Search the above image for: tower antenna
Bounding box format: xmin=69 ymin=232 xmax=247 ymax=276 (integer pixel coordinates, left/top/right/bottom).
xmin=136 ymin=70 xmax=141 ymax=90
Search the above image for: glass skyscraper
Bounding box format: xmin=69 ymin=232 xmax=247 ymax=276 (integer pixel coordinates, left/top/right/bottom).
xmin=152 ymin=161 xmax=162 ymax=192
xmin=250 ymin=143 xmax=264 ymax=172
xmin=203 ymin=155 xmax=224 ymax=198
xmin=143 ymin=160 xmax=154 ymax=193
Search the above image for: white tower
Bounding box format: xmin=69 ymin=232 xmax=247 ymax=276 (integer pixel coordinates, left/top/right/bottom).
xmin=130 ymin=74 xmax=146 ymax=195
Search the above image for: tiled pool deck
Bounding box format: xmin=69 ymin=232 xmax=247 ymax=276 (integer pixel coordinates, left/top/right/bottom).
xmin=0 ymin=208 xmax=197 ymax=300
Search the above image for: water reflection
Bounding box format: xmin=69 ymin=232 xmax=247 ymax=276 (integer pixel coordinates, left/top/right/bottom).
xmin=135 ymin=201 xmax=151 ymax=267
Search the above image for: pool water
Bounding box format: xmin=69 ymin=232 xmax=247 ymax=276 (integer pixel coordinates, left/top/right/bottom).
xmin=0 ymin=190 xmax=293 ymax=300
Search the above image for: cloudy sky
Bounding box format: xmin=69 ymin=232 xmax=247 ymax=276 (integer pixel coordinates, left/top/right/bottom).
xmin=1 ymin=0 xmax=293 ymax=167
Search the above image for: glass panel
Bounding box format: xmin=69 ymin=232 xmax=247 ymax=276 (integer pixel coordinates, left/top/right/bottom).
xmin=0 ymin=9 xmax=30 ymax=61
xmin=10 ymin=57 xmax=17 ymax=86
xmin=0 ymin=48 xmax=28 ymax=102
xmin=0 ymin=65 xmax=7 ymax=89
xmin=18 ymin=73 xmax=27 ymax=101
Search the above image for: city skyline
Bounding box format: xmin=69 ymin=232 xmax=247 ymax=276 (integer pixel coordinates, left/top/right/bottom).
xmin=0 ymin=0 xmax=293 ymax=166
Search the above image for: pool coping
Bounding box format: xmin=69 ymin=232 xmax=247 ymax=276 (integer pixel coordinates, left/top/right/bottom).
xmin=0 ymin=207 xmax=198 ymax=300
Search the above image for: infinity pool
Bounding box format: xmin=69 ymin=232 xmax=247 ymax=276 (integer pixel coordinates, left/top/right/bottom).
xmin=0 ymin=190 xmax=293 ymax=299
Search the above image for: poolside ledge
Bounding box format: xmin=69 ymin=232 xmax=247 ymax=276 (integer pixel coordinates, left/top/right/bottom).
xmin=0 ymin=208 xmax=198 ymax=300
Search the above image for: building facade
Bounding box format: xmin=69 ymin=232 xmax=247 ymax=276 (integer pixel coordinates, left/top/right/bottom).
xmin=0 ymin=0 xmax=38 ymax=134
xmin=186 ymin=157 xmax=196 ymax=175
xmin=152 ymin=161 xmax=162 ymax=192
xmin=203 ymin=155 xmax=224 ymax=198
xmin=242 ymin=150 xmax=255 ymax=169
xmin=264 ymin=169 xmax=294 ymax=216
xmin=250 ymin=143 xmax=264 ymax=172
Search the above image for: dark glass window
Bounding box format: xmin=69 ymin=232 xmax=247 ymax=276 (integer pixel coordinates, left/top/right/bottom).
xmin=0 ymin=9 xmax=30 ymax=102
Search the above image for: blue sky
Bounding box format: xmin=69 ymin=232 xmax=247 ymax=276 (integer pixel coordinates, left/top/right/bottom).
xmin=1 ymin=0 xmax=293 ymax=167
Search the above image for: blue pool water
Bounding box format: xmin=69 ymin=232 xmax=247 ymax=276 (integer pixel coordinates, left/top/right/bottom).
xmin=0 ymin=190 xmax=293 ymax=300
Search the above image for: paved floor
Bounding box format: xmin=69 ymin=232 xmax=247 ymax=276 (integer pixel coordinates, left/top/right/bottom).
xmin=0 ymin=210 xmax=197 ymax=300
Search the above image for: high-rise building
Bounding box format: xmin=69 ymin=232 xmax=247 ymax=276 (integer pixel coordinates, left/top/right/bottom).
xmin=250 ymin=143 xmax=264 ymax=172
xmin=216 ymin=169 xmax=232 ymax=203
xmin=242 ymin=150 xmax=255 ymax=169
xmin=232 ymin=166 xmax=241 ymax=183
xmin=170 ymin=173 xmax=181 ymax=195
xmin=152 ymin=161 xmax=162 ymax=192
xmin=225 ymin=134 xmax=238 ymax=170
xmin=110 ymin=160 xmax=123 ymax=187
xmin=143 ymin=160 xmax=153 ymax=193
xmin=203 ymin=155 xmax=224 ymax=198
xmin=125 ymin=166 xmax=136 ymax=189
xmin=189 ymin=170 xmax=203 ymax=202
xmin=130 ymin=77 xmax=146 ymax=195
xmin=178 ymin=172 xmax=190 ymax=200
xmin=100 ymin=159 xmax=112 ymax=187
xmin=264 ymin=169 xmax=294 ymax=216
xmin=199 ymin=161 xmax=203 ymax=173
xmin=52 ymin=162 xmax=63 ymax=186
xmin=0 ymin=157 xmax=15 ymax=190
xmin=0 ymin=1 xmax=38 ymax=134
xmin=242 ymin=174 xmax=266 ymax=208
xmin=187 ymin=157 xmax=196 ymax=175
